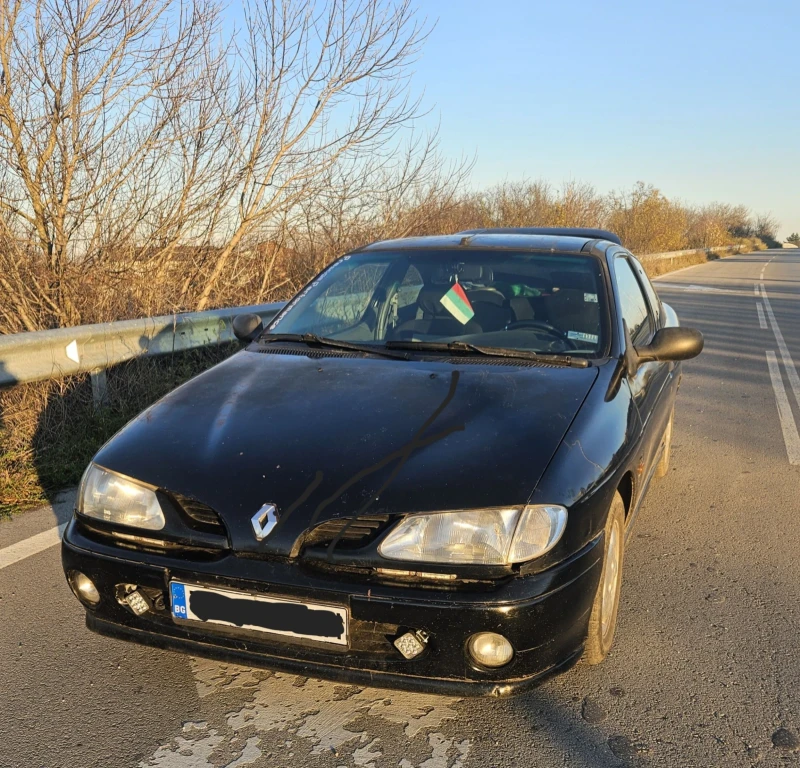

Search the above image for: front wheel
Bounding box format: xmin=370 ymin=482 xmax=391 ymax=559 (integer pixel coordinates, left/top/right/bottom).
xmin=583 ymin=492 xmax=626 ymax=665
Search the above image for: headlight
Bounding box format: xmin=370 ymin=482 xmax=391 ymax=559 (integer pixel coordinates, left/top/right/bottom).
xmin=378 ymin=505 xmax=567 ymax=565
xmin=78 ymin=464 xmax=165 ymax=531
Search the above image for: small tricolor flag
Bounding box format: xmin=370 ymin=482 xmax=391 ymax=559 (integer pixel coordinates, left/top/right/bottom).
xmin=439 ymin=282 xmax=474 ymax=325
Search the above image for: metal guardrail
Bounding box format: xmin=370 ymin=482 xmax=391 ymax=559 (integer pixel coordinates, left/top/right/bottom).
xmin=641 ymin=244 xmax=743 ymax=262
xmin=0 ymin=302 xmax=284 ymax=394
xmin=0 ymin=243 xmax=744 ymax=396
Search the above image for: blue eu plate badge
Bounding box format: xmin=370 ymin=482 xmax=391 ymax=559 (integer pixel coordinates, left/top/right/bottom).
xmin=170 ymin=582 xmax=188 ymax=619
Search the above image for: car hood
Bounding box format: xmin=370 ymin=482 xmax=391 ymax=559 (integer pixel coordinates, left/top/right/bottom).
xmin=95 ymin=349 xmax=598 ymax=555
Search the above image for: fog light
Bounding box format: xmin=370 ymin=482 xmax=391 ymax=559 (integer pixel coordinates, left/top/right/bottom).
xmin=393 ymin=630 xmax=429 ymax=660
xmin=124 ymin=589 xmax=151 ymax=616
xmin=68 ymin=571 xmax=100 ymax=606
xmin=467 ymin=632 xmax=514 ymax=668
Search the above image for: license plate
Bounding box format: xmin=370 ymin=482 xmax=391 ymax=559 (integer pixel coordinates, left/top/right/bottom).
xmin=169 ymin=582 xmax=348 ymax=645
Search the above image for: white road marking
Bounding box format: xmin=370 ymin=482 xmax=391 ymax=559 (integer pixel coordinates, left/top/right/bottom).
xmin=756 ymin=302 xmax=767 ymax=329
xmin=655 ymin=282 xmax=748 ymax=296
xmin=766 ymin=351 xmax=800 ymax=465
xmin=754 ymin=283 xmax=761 ymax=297
xmin=0 ymin=523 xmax=67 ymax=570
xmin=760 ymin=253 xmax=777 ymax=281
xmin=760 ymin=283 xmax=800 ymax=410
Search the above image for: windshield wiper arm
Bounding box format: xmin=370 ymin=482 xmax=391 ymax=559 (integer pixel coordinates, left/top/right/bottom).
xmin=385 ymin=340 xmax=588 ymax=368
xmin=259 ymin=333 xmax=410 ymax=360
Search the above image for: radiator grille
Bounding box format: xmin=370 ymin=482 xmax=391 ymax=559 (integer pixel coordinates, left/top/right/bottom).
xmin=173 ymin=494 xmax=225 ymax=530
xmin=302 ymin=515 xmax=392 ymax=551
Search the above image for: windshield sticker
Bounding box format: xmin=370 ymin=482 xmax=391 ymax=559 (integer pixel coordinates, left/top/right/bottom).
xmin=439 ymin=283 xmax=475 ymax=324
xmin=584 ymin=293 xmax=598 ymax=303
xmin=567 ymin=330 xmax=599 ymax=343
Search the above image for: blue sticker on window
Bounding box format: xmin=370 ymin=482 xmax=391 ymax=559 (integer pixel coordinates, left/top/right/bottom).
xmin=171 ymin=582 xmax=188 ymax=619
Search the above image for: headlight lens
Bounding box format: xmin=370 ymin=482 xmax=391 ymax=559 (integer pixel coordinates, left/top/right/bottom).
xmin=78 ymin=464 xmax=165 ymax=531
xmin=378 ymin=505 xmax=567 ymax=565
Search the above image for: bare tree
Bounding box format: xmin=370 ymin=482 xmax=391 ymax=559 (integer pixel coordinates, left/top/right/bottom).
xmin=0 ymin=0 xmax=436 ymax=328
xmin=0 ymin=0 xmax=231 ymax=330
xmin=754 ymin=212 xmax=780 ymax=244
xmin=283 ymin=132 xmax=471 ymax=269
xmin=188 ymin=0 xmax=432 ymax=310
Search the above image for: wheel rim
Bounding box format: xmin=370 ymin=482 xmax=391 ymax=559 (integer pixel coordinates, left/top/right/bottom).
xmin=600 ymin=519 xmax=622 ymax=640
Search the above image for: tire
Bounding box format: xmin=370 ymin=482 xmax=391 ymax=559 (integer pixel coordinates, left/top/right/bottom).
xmin=583 ymin=491 xmax=626 ymax=665
xmin=654 ymin=409 xmax=674 ymax=479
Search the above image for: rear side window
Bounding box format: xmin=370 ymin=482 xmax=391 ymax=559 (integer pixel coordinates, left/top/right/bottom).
xmin=629 ymin=256 xmax=662 ymax=327
xmin=614 ymin=256 xmax=653 ymax=344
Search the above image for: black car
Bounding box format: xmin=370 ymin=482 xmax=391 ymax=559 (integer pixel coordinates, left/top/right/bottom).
xmin=62 ymin=227 xmax=703 ymax=696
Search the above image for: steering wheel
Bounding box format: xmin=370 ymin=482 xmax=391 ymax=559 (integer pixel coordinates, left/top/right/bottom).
xmin=503 ymin=320 xmax=577 ymax=350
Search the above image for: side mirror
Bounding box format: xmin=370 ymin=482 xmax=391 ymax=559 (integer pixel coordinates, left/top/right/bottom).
xmin=634 ymin=327 xmax=704 ymax=365
xmin=232 ymin=313 xmax=264 ymax=343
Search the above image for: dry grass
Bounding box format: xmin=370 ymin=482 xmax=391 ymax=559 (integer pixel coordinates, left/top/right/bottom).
xmin=641 ymin=248 xmax=727 ymax=279
xmin=639 ymin=239 xmax=764 ymax=279
xmin=0 ymin=345 xmax=237 ymax=517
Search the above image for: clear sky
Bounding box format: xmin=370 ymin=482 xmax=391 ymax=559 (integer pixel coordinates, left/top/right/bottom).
xmin=219 ymin=0 xmax=799 ymax=237
xmin=412 ymin=0 xmax=799 ymax=237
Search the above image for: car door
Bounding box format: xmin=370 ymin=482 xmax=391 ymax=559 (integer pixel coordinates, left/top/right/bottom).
xmin=612 ymin=255 xmax=672 ymax=478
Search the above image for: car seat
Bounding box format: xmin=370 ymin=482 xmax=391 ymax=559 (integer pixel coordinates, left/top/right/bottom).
xmin=390 ymin=286 xmax=482 ymax=339
xmin=467 ymin=288 xmax=513 ymax=332
xmin=542 ymin=271 xmax=600 ymax=338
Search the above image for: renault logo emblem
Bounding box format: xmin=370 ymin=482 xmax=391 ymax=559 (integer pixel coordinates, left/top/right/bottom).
xmin=251 ymin=503 xmax=278 ymax=541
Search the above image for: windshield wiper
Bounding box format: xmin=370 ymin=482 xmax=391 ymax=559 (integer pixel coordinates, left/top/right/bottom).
xmin=259 ymin=333 xmax=410 ymax=360
xmin=385 ymin=340 xmax=589 ymax=368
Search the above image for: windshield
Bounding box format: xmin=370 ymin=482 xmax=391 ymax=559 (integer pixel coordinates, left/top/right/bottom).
xmin=266 ymin=250 xmax=609 ymax=357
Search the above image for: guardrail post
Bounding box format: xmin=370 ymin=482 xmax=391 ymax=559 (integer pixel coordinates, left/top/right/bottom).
xmin=90 ymin=368 xmax=108 ymax=409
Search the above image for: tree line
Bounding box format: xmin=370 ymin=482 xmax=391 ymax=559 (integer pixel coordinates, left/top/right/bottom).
xmin=0 ymin=0 xmax=780 ymax=335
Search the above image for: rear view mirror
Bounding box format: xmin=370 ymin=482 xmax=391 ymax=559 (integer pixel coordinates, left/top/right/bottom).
xmin=232 ymin=313 xmax=264 ymax=343
xmin=635 ymin=327 xmax=704 ymax=365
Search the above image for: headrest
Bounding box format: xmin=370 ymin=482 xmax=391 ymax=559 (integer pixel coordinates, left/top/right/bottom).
xmin=466 ymin=287 xmax=505 ymax=306
xmin=417 ymin=286 xmax=448 ymax=316
xmin=460 ymin=264 xmax=494 ymax=282
xmin=550 ymin=271 xmax=594 ymax=291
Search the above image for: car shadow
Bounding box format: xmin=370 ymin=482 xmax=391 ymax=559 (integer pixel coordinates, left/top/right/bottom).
xmin=500 ymin=682 xmax=635 ymax=767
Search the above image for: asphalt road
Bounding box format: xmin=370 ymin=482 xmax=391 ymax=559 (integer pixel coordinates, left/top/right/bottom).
xmin=2 ymin=248 xmax=800 ymax=768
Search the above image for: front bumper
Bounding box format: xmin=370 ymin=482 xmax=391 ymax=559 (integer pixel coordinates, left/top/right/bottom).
xmin=62 ymin=520 xmax=603 ymax=697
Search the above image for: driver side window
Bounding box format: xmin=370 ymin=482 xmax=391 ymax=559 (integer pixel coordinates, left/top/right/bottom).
xmin=297 ymin=262 xmax=390 ymax=336
xmin=614 ymin=256 xmax=653 ymax=345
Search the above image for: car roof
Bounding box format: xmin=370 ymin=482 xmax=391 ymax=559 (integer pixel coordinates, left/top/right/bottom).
xmin=457 ymin=227 xmax=622 ymax=245
xmin=352 ymin=227 xmax=622 ymax=256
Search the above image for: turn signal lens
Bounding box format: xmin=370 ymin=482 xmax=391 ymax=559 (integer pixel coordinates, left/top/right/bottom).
xmin=467 ymin=632 xmax=514 ymax=668
xmin=507 ymin=505 xmax=568 ymax=562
